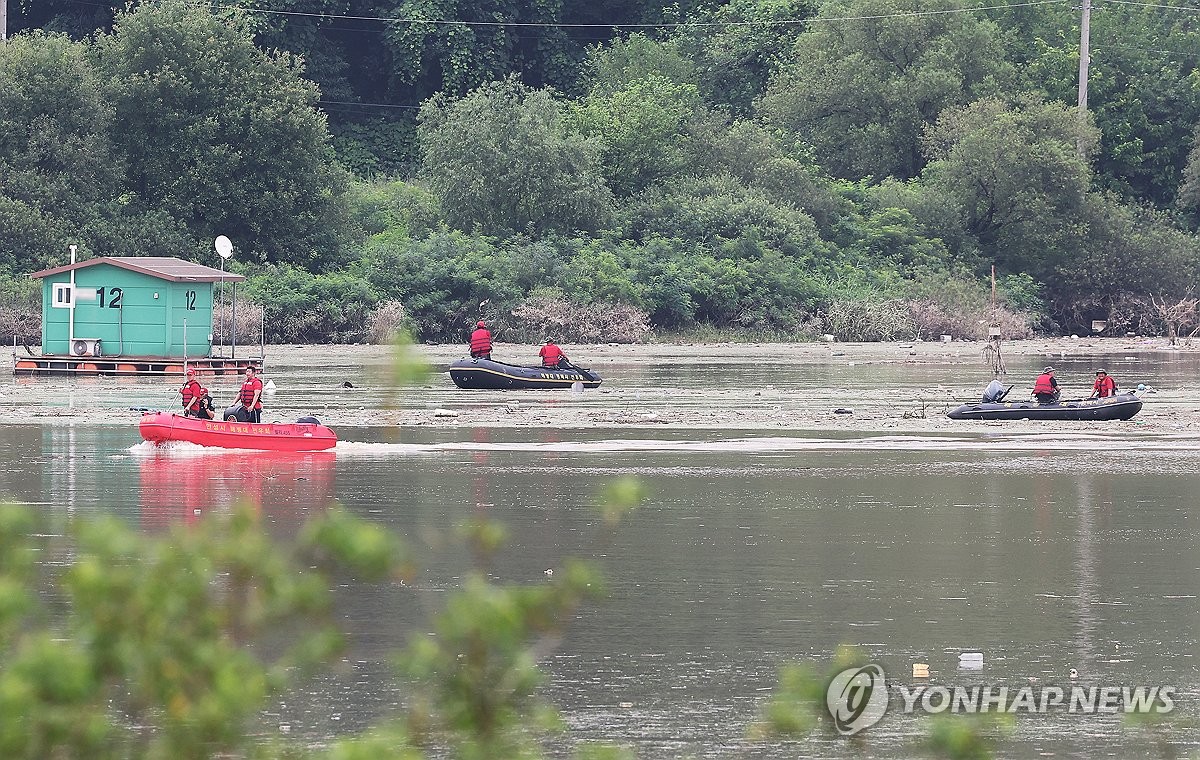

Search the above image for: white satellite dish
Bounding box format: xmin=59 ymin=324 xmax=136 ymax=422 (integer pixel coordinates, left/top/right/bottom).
xmin=214 ymin=235 xmax=234 ymax=260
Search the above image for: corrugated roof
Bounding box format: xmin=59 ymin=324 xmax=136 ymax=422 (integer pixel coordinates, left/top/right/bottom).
xmin=30 ymin=256 xmax=246 ymax=283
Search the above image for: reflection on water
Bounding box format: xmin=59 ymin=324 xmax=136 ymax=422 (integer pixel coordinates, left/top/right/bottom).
xmin=0 ymin=418 xmax=1197 ymax=756
xmin=136 ymin=446 xmax=336 ymax=531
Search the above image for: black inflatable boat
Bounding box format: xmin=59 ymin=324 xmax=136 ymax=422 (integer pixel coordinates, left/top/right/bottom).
xmin=948 ymin=392 xmax=1143 ymax=421
xmin=449 ymin=358 xmax=602 ymax=390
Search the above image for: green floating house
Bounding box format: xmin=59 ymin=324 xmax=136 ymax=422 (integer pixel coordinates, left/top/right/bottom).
xmin=21 ymin=256 xmax=253 ymax=376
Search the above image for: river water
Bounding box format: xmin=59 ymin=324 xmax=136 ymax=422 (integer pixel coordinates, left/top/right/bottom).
xmin=2 ymin=343 xmax=1198 ymax=758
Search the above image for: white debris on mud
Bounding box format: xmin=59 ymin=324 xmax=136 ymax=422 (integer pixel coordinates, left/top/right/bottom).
xmin=1 ymin=339 xmax=1195 ymax=438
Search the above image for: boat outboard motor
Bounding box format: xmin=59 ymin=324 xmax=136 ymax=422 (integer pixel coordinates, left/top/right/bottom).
xmin=224 ymin=404 xmax=251 ymax=423
xmin=296 ymin=416 xmax=321 ymax=425
xmin=981 ymin=380 xmax=1012 ymax=403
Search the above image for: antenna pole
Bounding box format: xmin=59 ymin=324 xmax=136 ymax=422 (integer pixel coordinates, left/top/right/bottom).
xmin=68 ymin=245 xmax=77 ymax=347
xmin=219 ymin=259 xmax=225 ymax=358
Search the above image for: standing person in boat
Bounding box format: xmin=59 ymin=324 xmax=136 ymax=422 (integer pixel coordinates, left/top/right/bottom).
xmin=234 ymin=365 xmax=264 ymax=423
xmin=1087 ymin=369 xmax=1118 ymax=399
xmin=469 ymin=320 xmax=493 ymax=360
xmin=539 ymin=338 xmax=568 ymax=368
xmin=1032 ymin=366 xmax=1060 ymax=405
xmin=181 ymin=369 xmax=205 ymax=418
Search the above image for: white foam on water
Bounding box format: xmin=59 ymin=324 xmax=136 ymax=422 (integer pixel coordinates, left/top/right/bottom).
xmin=330 ymin=432 xmax=1200 ymax=457
xmin=127 ymin=440 xmax=261 ymax=458
xmin=334 ymin=441 xmax=444 ymax=456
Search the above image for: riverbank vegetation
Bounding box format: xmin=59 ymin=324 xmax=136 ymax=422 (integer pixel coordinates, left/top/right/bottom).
xmin=4 ymin=0 xmax=1200 ymax=343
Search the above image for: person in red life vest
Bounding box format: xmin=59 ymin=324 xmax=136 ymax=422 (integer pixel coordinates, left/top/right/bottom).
xmin=181 ymin=369 xmax=205 ymax=417
xmin=233 ymin=365 xmax=264 ymax=423
xmin=1032 ymin=366 xmax=1060 ymax=405
xmin=1088 ymin=369 xmax=1118 ymax=399
xmin=469 ymin=320 xmax=493 ymax=360
xmin=539 ymin=338 xmax=568 ymax=368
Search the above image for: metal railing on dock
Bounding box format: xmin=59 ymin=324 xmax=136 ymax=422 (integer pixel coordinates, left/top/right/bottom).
xmin=13 ymin=354 xmax=266 ymax=377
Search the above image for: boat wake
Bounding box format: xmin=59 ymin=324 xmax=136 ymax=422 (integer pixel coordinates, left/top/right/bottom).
xmin=331 ymin=432 xmax=1200 ymax=457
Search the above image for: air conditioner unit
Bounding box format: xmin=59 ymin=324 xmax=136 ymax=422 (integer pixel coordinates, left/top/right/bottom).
xmin=70 ymin=338 xmax=102 ymax=357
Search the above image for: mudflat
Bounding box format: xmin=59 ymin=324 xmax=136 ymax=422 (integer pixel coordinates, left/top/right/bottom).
xmin=8 ymin=337 xmax=1192 ymax=436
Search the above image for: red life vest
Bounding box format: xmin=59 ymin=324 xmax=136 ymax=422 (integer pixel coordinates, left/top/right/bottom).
xmin=1094 ymin=375 xmax=1117 ymax=397
xmin=1033 ymin=373 xmax=1056 ymax=394
xmin=540 ymin=343 xmax=564 ymax=366
xmin=470 ymin=328 xmax=492 ymax=355
xmin=181 ymin=379 xmax=202 ymax=408
xmin=240 ymin=377 xmax=263 ymax=409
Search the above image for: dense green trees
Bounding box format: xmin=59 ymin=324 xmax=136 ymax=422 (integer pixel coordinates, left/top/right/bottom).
xmin=0 ymin=33 xmax=122 ymax=269
xmin=1 ymin=2 xmax=351 ymax=273
xmin=1004 ymin=2 xmax=1200 ymax=208
xmin=6 ymin=0 xmax=1200 ymax=340
xmin=1181 ymin=129 xmax=1200 ymax=222
xmin=570 ymin=73 xmax=703 ymax=198
xmin=93 ymin=1 xmax=352 ymax=270
xmin=917 ymin=97 xmax=1096 ymax=277
xmin=418 ymin=78 xmax=613 ymax=236
xmin=760 ymin=0 xmax=1012 ymax=181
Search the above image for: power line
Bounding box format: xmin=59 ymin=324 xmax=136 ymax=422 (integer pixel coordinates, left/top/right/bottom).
xmin=207 ymin=0 xmax=1069 ymax=29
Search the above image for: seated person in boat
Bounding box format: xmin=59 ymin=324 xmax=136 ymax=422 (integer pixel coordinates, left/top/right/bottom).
xmin=1087 ymin=369 xmax=1118 ymax=399
xmin=469 ymin=320 xmax=493 ymax=360
xmin=233 ymin=365 xmax=264 ymax=423
xmin=539 ymin=338 xmax=569 ymax=368
xmin=194 ymin=388 xmax=215 ymax=419
xmin=1032 ymin=366 xmax=1060 ymax=405
xmin=180 ymin=370 xmax=214 ymax=419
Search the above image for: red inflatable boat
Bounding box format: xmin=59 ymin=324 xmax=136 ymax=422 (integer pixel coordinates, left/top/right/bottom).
xmin=139 ymin=412 xmax=338 ymax=452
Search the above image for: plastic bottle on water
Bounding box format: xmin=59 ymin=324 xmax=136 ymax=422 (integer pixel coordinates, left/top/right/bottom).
xmin=958 ymin=652 xmax=984 ymax=669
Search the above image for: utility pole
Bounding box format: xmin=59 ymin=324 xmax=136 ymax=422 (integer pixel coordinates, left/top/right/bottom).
xmin=1076 ymin=0 xmax=1092 ymax=155
xmin=1 ymin=0 xmax=8 ymax=43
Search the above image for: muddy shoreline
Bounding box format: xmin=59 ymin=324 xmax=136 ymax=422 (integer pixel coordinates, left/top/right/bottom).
xmin=2 ymin=337 xmax=1196 ymax=436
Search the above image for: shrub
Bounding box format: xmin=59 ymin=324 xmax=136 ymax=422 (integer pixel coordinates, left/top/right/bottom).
xmin=357 ymin=230 xmax=561 ymax=342
xmin=821 ymin=298 xmax=913 ymax=341
xmin=906 ymin=299 xmax=1033 ymax=340
xmin=241 ymin=265 xmax=379 ymax=343
xmin=820 ymin=269 xmax=1038 ymax=341
xmin=365 ymin=300 xmax=412 ymax=344
xmin=903 ymin=270 xmax=1036 ymax=339
xmin=211 ymin=294 xmax=263 ymax=347
xmin=345 ymin=179 xmax=440 ymax=239
xmin=0 ymin=275 xmax=41 ymax=344
xmin=509 ymin=296 xmax=652 ymax=343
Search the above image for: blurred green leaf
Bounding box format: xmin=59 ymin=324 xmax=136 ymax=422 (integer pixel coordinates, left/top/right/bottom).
xmin=597 ymin=477 xmax=648 ymax=527
xmin=927 ymin=713 xmax=1013 ymax=760
xmin=388 ymin=329 xmax=432 ymax=388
